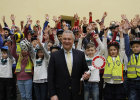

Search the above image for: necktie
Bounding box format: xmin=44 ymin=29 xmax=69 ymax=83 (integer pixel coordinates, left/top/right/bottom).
xmin=66 ymin=51 xmax=72 ymax=75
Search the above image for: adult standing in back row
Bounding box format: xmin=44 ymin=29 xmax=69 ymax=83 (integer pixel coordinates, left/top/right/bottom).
xmin=48 ymin=30 xmax=90 ymax=100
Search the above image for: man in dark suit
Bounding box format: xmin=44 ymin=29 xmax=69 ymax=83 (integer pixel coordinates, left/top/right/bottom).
xmin=48 ymin=30 xmax=90 ymax=100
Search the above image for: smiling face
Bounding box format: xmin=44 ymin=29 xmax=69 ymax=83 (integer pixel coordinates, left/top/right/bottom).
xmin=62 ymin=31 xmax=74 ymax=51
xmin=86 ymin=47 xmax=96 ymax=58
xmin=131 ymin=43 xmax=140 ymax=53
xmin=108 ymin=46 xmax=119 ymax=57
xmin=57 ymin=34 xmax=62 ymax=42
xmin=31 ymin=40 xmax=38 ymax=48
xmin=21 ymin=50 xmax=28 ymax=57
xmin=2 ymin=51 xmax=8 ymax=59
xmin=37 ymin=49 xmax=44 ymax=58
xmin=47 ymin=42 xmax=53 ymax=51
xmin=4 ymin=30 xmax=9 ymax=37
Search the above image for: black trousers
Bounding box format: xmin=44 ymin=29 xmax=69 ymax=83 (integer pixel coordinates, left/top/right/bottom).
xmin=99 ymin=73 xmax=104 ymax=100
xmin=104 ymin=83 xmax=127 ymax=100
xmin=0 ymin=78 xmax=17 ymax=100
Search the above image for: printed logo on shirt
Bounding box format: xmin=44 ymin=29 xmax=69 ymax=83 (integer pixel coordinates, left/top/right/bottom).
xmin=116 ymin=60 xmax=120 ymax=66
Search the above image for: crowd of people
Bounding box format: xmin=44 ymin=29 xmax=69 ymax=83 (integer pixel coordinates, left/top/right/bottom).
xmin=0 ymin=12 xmax=140 ymax=100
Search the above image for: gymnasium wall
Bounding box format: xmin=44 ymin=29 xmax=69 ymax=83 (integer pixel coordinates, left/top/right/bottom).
xmin=0 ymin=0 xmax=140 ymax=27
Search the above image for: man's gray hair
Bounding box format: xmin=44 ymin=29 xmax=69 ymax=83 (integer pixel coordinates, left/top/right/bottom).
xmin=63 ymin=30 xmax=75 ymax=40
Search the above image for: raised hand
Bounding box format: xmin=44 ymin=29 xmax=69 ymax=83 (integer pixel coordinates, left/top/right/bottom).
xmin=119 ymin=24 xmax=124 ymax=38
xmin=96 ymin=19 xmax=100 ymax=24
xmin=62 ymin=21 xmax=66 ymax=27
xmin=27 ymin=20 xmax=32 ymax=25
xmin=119 ymin=19 xmax=129 ymax=34
xmin=103 ymin=12 xmax=107 ymax=18
xmin=2 ymin=16 xmax=5 ymax=23
xmin=27 ymin=15 xmax=32 ymax=21
xmin=20 ymin=21 xmax=24 ymax=32
xmin=10 ymin=14 xmax=15 ymax=21
xmin=135 ymin=14 xmax=140 ymax=22
xmin=52 ymin=16 xmax=57 ymax=22
xmin=119 ymin=21 xmax=124 ymax=33
xmin=104 ymin=27 xmax=109 ymax=38
xmin=36 ymin=20 xmax=40 ymax=25
xmin=74 ymin=13 xmax=78 ymax=20
xmin=93 ymin=34 xmax=99 ymax=39
xmin=89 ymin=12 xmax=92 ymax=17
xmin=121 ymin=14 xmax=131 ymax=28
xmin=0 ymin=23 xmax=3 ymax=33
xmin=130 ymin=18 xmax=138 ymax=28
xmin=45 ymin=14 xmax=49 ymax=21
xmin=58 ymin=16 xmax=61 ymax=22
xmin=83 ymin=17 xmax=87 ymax=25
xmin=124 ymin=22 xmax=130 ymax=33
xmin=121 ymin=14 xmax=127 ymax=20
xmin=20 ymin=21 xmax=24 ymax=26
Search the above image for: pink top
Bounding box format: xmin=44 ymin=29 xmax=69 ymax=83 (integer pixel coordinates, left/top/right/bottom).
xmin=11 ymin=39 xmax=32 ymax=80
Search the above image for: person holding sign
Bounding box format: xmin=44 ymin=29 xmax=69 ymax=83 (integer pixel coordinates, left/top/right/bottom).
xmin=84 ymin=34 xmax=105 ymax=100
xmin=103 ymin=28 xmax=127 ymax=100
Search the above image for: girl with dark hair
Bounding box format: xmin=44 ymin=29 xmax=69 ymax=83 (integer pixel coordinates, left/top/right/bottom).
xmin=30 ymin=38 xmax=50 ymax=100
xmin=103 ymin=29 xmax=127 ymax=100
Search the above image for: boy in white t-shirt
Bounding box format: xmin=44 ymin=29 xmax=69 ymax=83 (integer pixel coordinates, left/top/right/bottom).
xmin=0 ymin=46 xmax=14 ymax=100
xmin=84 ymin=34 xmax=104 ymax=100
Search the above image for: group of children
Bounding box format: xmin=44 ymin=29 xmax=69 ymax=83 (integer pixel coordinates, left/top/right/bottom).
xmin=0 ymin=12 xmax=140 ymax=100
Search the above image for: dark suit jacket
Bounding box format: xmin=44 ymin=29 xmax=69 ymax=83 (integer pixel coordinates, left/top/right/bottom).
xmin=48 ymin=49 xmax=88 ymax=100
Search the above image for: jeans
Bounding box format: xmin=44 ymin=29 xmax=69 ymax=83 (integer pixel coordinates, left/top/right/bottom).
xmin=34 ymin=82 xmax=49 ymax=100
xmin=84 ymin=82 xmax=99 ymax=100
xmin=128 ymin=80 xmax=140 ymax=100
xmin=17 ymin=79 xmax=32 ymax=100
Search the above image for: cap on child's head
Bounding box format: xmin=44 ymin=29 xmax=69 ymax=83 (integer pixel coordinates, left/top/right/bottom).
xmin=28 ymin=30 xmax=35 ymax=35
xmin=50 ymin=45 xmax=60 ymax=52
xmin=3 ymin=38 xmax=12 ymax=46
xmin=57 ymin=29 xmax=63 ymax=36
xmin=1 ymin=46 xmax=8 ymax=51
xmin=72 ymin=26 xmax=80 ymax=34
xmin=107 ymin=41 xmax=119 ymax=49
xmin=3 ymin=27 xmax=12 ymax=36
xmin=3 ymin=27 xmax=10 ymax=33
xmin=20 ymin=40 xmax=30 ymax=51
xmin=31 ymin=37 xmax=37 ymax=42
xmin=130 ymin=38 xmax=140 ymax=46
